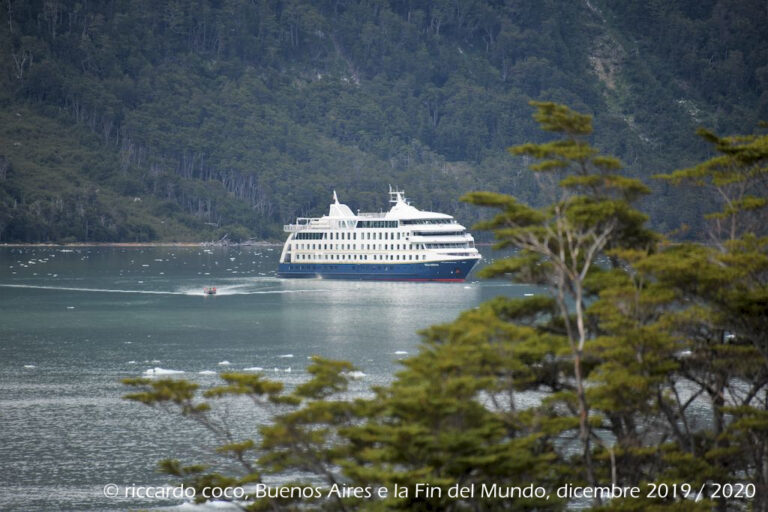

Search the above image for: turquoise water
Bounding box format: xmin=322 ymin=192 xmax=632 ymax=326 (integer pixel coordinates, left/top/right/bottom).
xmin=0 ymin=246 xmax=532 ymax=511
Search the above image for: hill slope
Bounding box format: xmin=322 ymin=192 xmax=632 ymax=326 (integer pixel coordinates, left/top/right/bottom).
xmin=1 ymin=0 xmax=766 ymax=242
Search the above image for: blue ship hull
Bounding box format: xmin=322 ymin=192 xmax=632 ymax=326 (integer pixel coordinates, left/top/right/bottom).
xmin=278 ymin=258 xmax=479 ymax=281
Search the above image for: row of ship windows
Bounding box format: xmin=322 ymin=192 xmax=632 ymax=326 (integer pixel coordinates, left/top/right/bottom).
xmin=294 ymin=231 xmax=405 ymax=241
xmin=292 ymin=242 xmax=471 ymax=250
xmin=294 ymin=254 xmax=427 ymax=261
xmin=294 ymin=230 xmax=466 ymax=241
xmin=294 ymin=243 xmax=414 ymax=251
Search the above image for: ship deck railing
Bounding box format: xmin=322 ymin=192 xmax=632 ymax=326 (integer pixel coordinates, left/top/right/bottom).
xmin=284 ymin=217 xmax=325 ymax=232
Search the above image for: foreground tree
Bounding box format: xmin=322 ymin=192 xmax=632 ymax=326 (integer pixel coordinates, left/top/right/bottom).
xmin=462 ymin=101 xmax=654 ymax=491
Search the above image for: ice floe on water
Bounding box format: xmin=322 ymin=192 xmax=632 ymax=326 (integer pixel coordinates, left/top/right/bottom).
xmin=198 ymin=370 xmax=216 ymax=375
xmin=243 ymin=366 xmax=263 ymax=372
xmin=23 ymin=364 xmax=36 ymax=369
xmin=217 ymin=360 xmax=231 ymax=366
xmin=346 ymin=371 xmax=366 ymax=379
xmin=278 ymin=354 xmax=294 ymax=358
xmin=143 ymin=367 xmax=184 ymax=376
xmin=394 ymin=350 xmax=408 ymax=355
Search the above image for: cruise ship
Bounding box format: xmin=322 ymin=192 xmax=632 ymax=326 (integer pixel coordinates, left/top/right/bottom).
xmin=278 ymin=189 xmax=481 ymax=281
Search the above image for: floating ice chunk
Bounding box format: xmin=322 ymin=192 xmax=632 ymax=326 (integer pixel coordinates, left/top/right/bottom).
xmin=243 ymin=367 xmax=263 ymax=372
xmin=66 ymin=306 xmax=75 ymax=310
xmin=394 ymin=350 xmax=408 ymax=355
xmin=524 ymin=293 xmax=534 ymax=297
xmin=23 ymin=364 xmax=36 ymax=369
xmin=218 ymin=360 xmax=231 ymax=366
xmin=278 ymin=354 xmax=294 ymax=358
xmin=346 ymin=371 xmax=366 ymax=379
xmin=143 ymin=367 xmax=184 ymax=375
xmin=285 ymin=367 xmax=291 ymax=373
xmin=142 ymin=264 xmax=150 ymax=267
xmin=199 ymin=370 xmax=216 ymax=375
xmin=464 ymin=286 xmax=471 ymax=289
xmin=127 ymin=360 xmax=136 ymax=364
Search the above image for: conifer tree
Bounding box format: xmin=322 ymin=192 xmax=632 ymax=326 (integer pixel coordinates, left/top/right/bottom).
xmin=462 ymin=101 xmax=654 ymax=494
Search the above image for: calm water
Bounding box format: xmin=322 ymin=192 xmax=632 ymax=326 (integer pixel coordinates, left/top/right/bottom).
xmin=0 ymin=246 xmax=534 ymax=511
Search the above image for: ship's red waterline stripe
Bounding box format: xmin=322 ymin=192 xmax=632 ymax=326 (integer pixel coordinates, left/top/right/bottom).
xmin=377 ymin=278 xmax=465 ymax=282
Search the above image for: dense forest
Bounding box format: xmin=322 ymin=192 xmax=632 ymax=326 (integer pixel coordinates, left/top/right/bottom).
xmin=1 ymin=0 xmax=767 ymax=242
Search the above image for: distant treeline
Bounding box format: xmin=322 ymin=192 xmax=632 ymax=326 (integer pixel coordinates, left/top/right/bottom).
xmin=1 ymin=0 xmax=766 ymax=242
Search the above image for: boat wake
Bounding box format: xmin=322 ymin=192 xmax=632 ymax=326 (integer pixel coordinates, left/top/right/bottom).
xmin=0 ymin=283 xmax=325 ymax=296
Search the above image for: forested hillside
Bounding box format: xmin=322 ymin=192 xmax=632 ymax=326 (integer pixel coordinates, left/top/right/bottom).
xmin=1 ymin=0 xmax=766 ymax=242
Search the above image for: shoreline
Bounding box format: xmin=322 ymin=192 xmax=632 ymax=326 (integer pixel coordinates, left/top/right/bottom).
xmin=0 ymin=241 xmax=282 ymax=248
